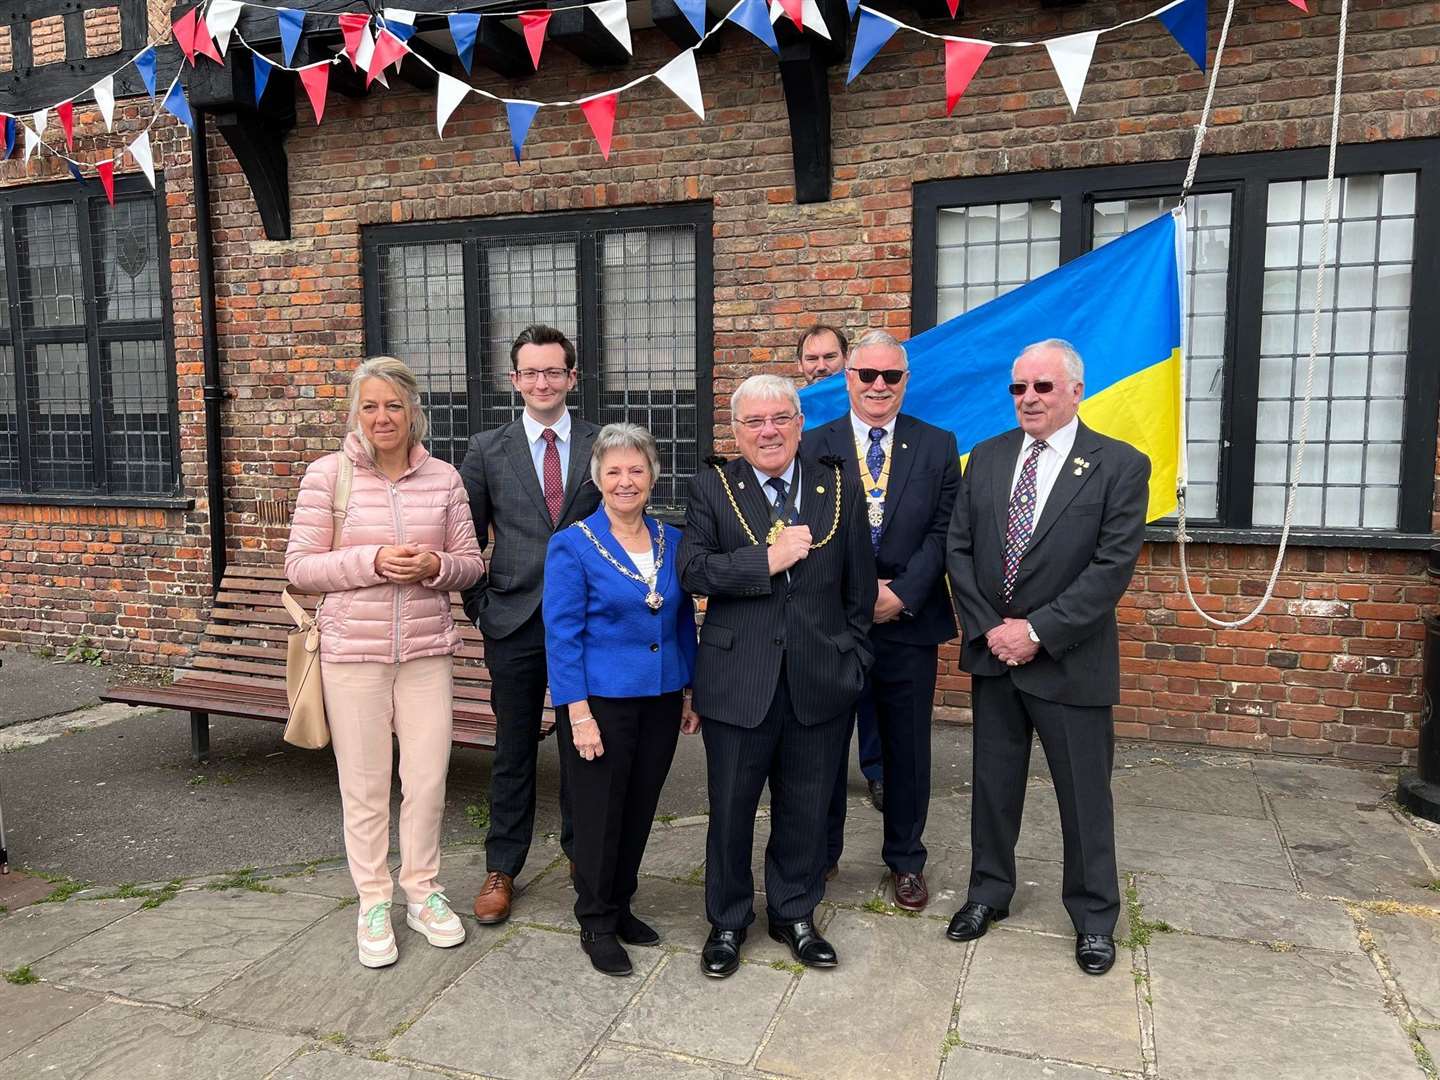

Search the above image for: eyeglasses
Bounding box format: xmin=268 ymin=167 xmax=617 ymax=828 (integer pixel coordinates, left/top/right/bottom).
xmin=513 ymin=367 xmax=572 ymax=384
xmin=848 ymin=367 xmax=906 ymax=386
xmin=1009 ymin=380 xmax=1057 ymax=396
xmin=735 ymin=413 xmax=799 ymax=431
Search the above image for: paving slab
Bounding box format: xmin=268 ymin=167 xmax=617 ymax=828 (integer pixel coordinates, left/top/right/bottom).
xmin=955 ymin=928 xmax=1142 ymax=1072
xmin=270 ymin=1050 xmax=437 ymax=1080
xmin=392 ymin=926 xmax=660 ymax=1079
xmin=613 ymin=950 xmax=792 ymax=1065
xmin=1365 ymin=911 xmax=1440 ymax=1024
xmin=1272 ymin=798 xmax=1439 ymax=904
xmin=1253 ymin=759 xmax=1393 ymax=805
xmin=0 ymin=897 xmax=142 ymax=969
xmin=1113 ymin=804 xmax=1293 ymax=889
xmin=1111 ymin=761 xmax=1265 ymax=819
xmin=639 ymin=822 xmax=709 ymax=881
xmin=0 ymin=1002 xmax=304 ymax=1080
xmin=580 ymin=1046 xmax=747 ymax=1080
xmin=758 ymin=908 xmax=965 ymax=1080
xmin=38 ymin=888 xmax=334 ymax=1006
xmin=0 ymin=869 xmax=56 ymax=910
xmin=200 ymin=904 xmax=489 ymax=1043
xmin=941 ymin=1045 xmax=1119 ymax=1080
xmin=1136 ymin=873 xmax=1359 ymax=951
xmin=915 ymin=794 xmax=971 ymax=854
xmin=0 ymin=982 xmax=101 ymax=1061
xmin=1148 ymin=933 xmax=1420 ymax=1080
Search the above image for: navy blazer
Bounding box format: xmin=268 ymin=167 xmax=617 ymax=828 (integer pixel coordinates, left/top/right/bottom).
xmin=543 ymin=507 xmax=697 ymax=706
xmin=805 ymin=413 xmax=960 ymax=647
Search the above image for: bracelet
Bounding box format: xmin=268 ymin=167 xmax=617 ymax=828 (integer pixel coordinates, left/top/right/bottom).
xmin=570 ymin=715 xmax=595 ymax=726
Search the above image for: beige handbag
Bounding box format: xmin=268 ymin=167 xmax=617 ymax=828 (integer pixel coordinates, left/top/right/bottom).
xmin=282 ymin=454 xmax=354 ymax=749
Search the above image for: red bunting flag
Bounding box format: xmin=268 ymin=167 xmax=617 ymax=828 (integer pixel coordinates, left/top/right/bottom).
xmin=193 ymin=17 xmax=224 ymax=63
xmin=778 ymin=0 xmax=804 ymax=29
xmin=172 ymin=6 xmax=199 ymax=65
xmin=1288 ymin=0 xmax=1308 ymax=10
xmin=299 ymin=64 xmax=330 ymax=123
xmin=580 ymin=93 xmax=618 ymax=159
xmin=97 ymin=160 xmax=116 ymax=206
xmin=519 ymin=11 xmax=553 ymax=70
xmin=945 ymin=0 xmax=960 ymax=16
xmin=56 ymin=101 xmax=74 ymax=150
xmin=338 ymin=13 xmax=370 ymax=69
xmin=367 ymin=29 xmax=409 ymax=86
xmin=944 ymin=40 xmax=990 ymax=115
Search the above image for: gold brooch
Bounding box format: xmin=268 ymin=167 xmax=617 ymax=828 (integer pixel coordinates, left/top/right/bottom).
xmin=816 ymin=485 xmax=826 ymax=494
xmin=1072 ymin=456 xmax=1091 ymax=476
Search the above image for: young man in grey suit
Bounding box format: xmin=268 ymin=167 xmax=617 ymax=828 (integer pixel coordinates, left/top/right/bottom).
xmin=945 ymin=339 xmax=1149 ymax=976
xmin=680 ymin=374 xmax=876 ymax=979
xmin=460 ymin=325 xmax=601 ymax=924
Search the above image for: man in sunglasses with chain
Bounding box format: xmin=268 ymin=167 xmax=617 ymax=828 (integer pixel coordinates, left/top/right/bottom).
xmin=805 ymin=330 xmax=959 ymax=914
xmin=945 ymin=339 xmax=1149 ymax=977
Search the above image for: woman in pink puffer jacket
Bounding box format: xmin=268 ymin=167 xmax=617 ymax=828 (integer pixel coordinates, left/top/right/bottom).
xmin=285 ymin=356 xmax=485 ymax=970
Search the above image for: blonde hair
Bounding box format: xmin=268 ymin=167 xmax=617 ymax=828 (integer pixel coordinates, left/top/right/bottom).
xmin=346 ymin=356 xmax=429 ymax=457
xmin=591 ymin=422 xmax=661 ymax=488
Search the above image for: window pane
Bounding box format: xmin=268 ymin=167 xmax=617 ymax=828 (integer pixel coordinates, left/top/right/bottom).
xmin=598 ymin=226 xmax=699 ymax=511
xmin=935 ymin=200 xmax=1061 ymax=322
xmin=377 ymin=242 xmax=467 ymax=464
xmin=17 ymin=203 xmax=84 ymax=327
xmin=101 ymin=340 xmax=172 ymax=493
xmin=27 ymin=342 xmax=92 ymax=491
xmin=1253 ymin=172 xmax=1415 ymax=529
xmin=0 ymin=344 xmax=16 ymax=490
xmin=92 ymin=197 xmax=162 ymax=322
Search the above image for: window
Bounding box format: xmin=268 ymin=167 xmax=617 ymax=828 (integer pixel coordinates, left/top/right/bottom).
xmin=913 ymin=142 xmax=1440 ymax=540
xmin=364 ymin=205 xmax=713 ymax=514
xmin=0 ymin=176 xmax=178 ymax=500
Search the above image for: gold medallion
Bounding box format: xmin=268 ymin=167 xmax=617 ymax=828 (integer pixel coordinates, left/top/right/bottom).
xmin=766 ymin=519 xmax=787 ymax=545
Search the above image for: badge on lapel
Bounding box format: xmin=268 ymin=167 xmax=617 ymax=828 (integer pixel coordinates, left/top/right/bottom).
xmin=1072 ymin=456 xmax=1091 ymax=477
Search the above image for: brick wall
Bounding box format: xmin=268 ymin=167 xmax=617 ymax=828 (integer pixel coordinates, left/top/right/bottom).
xmin=1 ymin=0 xmax=1437 ymax=762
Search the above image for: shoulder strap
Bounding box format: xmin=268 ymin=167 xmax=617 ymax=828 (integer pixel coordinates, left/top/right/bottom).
xmin=331 ymin=454 xmax=354 ymax=540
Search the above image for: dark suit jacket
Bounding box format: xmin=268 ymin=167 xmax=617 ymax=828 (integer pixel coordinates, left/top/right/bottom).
xmin=946 ymin=420 xmax=1149 ymax=707
xmin=458 ymin=415 xmax=602 ymax=639
xmin=806 ymin=413 xmax=960 ymax=648
xmin=679 ymin=452 xmax=878 ymax=729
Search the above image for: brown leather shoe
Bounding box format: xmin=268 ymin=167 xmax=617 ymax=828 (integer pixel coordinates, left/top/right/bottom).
xmin=473 ymin=871 xmax=513 ymax=924
xmin=893 ymin=871 xmax=929 ymax=912
xmin=824 ymin=865 xmax=839 ymax=882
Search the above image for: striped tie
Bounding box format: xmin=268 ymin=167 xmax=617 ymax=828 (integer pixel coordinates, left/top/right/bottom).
xmin=1001 ymin=440 xmax=1047 ymax=603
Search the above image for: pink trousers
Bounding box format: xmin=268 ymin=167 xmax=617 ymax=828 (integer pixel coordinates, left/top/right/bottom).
xmin=321 ymin=655 xmax=454 ymax=911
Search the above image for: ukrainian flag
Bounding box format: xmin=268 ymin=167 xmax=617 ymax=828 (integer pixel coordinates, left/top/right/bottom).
xmin=799 ymin=210 xmax=1183 ymax=522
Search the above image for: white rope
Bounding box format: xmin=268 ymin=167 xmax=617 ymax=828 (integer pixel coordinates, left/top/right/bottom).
xmin=1174 ymin=0 xmax=1349 ymax=629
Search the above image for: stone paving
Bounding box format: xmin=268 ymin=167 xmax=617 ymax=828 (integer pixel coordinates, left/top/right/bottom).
xmin=2 ymin=747 xmax=1439 ymax=1080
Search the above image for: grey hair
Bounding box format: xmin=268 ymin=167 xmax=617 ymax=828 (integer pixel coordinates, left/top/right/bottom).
xmin=1013 ymin=338 xmax=1084 ymax=385
xmin=590 ymin=422 xmax=661 ymax=488
xmin=730 ymin=374 xmax=801 ymax=420
xmin=850 ymin=329 xmax=908 ymax=367
xmin=346 ymin=355 xmax=429 ymax=456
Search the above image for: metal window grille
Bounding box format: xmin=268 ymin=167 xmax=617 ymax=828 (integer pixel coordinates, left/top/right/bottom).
xmin=935 ymin=199 xmax=1061 ymax=323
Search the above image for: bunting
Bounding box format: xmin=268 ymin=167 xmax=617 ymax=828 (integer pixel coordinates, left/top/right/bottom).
xmin=129 ymin=130 xmax=156 ymax=188
xmin=192 ymin=18 xmax=224 ymax=64
xmin=56 ymin=102 xmax=74 ymax=151
xmin=253 ymin=54 xmax=273 ymax=105
xmin=944 ymin=41 xmax=990 ymax=115
xmin=367 ymin=29 xmax=410 ymax=87
xmin=505 ymin=101 xmax=540 ymax=163
xmin=207 ymin=0 xmax=245 ymax=55
xmin=436 ymin=72 xmax=471 ymax=136
xmin=520 ymin=11 xmax=553 ymax=70
xmin=847 ymin=10 xmax=898 ymax=84
xmin=299 ymin=64 xmax=331 ymax=124
xmin=580 ymin=94 xmax=619 ymax=159
xmin=728 ymin=0 xmax=779 ymax=54
xmin=2 ymin=118 xmax=13 ymax=162
xmin=448 ymin=13 xmax=480 ymax=74
xmin=93 ymin=76 xmax=116 ymax=132
xmin=592 ymin=0 xmax=633 ymax=55
xmin=1158 ymin=0 xmax=1208 ymax=72
xmin=173 ymin=7 xmax=199 ymax=66
xmin=96 ymin=160 xmax=116 ymax=205
xmin=677 ymin=0 xmax=708 ymax=38
xmin=656 ymin=51 xmax=705 ymax=119
xmin=1045 ymin=31 xmax=1099 ymax=114
xmin=136 ymin=48 xmax=157 ymax=99
xmin=162 ymin=80 xmax=194 ymax=131
xmin=338 ymin=13 xmax=371 ymax=69
xmin=277 ymin=8 xmax=306 ymax=67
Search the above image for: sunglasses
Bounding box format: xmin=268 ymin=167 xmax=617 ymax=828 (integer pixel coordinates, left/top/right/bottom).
xmin=849 ymin=367 xmax=906 ymax=386
xmin=1008 ymin=380 xmax=1057 ymax=396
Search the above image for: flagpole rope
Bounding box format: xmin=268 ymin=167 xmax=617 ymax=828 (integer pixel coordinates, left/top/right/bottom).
xmin=1174 ymin=0 xmax=1349 ymax=630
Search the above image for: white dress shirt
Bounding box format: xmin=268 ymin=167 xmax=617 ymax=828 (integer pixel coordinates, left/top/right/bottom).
xmin=849 ymin=412 xmax=896 ymax=475
xmin=751 ymin=458 xmax=802 ymax=515
xmin=522 ymin=409 xmax=572 ymax=490
xmin=1009 ymin=415 xmax=1079 ymax=525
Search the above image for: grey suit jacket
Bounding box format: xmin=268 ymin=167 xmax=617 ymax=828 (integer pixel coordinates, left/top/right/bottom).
xmin=459 ymin=415 xmax=602 ymax=639
xmin=946 ymin=421 xmax=1149 ymax=707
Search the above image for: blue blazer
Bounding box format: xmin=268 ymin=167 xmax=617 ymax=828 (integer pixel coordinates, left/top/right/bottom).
xmin=543 ymin=507 xmax=697 ymax=706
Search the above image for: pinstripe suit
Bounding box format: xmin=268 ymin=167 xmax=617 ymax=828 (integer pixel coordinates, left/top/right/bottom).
xmin=679 ymin=452 xmax=877 ymax=929
xmin=458 ymin=414 xmax=601 ymax=877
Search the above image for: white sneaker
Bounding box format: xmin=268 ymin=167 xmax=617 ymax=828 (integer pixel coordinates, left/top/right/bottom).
xmin=407 ymin=891 xmax=466 ymax=948
xmin=357 ymin=900 xmax=398 ymax=968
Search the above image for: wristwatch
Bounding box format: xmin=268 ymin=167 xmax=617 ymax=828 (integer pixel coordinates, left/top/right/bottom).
xmin=1025 ymin=622 xmax=1040 ymax=645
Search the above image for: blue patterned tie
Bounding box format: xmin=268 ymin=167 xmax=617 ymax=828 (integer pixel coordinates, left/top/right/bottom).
xmin=867 ymin=428 xmax=886 ymax=553
xmin=766 ymin=476 xmax=794 ymax=523
xmin=1002 ymin=440 xmax=1047 ymax=603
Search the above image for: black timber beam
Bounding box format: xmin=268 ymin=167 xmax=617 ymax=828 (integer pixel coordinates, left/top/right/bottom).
xmin=777 ymin=41 xmax=830 ymax=204
xmin=0 ymin=0 xmax=162 ymax=111
xmin=549 ymin=7 xmax=631 ymax=69
xmin=463 ymin=19 xmax=534 ymax=80
xmin=772 ymin=0 xmax=851 ymax=65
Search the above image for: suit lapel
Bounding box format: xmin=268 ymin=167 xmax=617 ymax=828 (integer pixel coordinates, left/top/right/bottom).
xmin=992 ymin=428 xmax=1024 ymax=553
xmin=1026 ymin=422 xmax=1102 ymax=553
xmin=559 ymin=421 xmax=596 ymax=522
xmin=881 ymin=415 xmax=917 ymax=531
xmin=726 ymin=457 xmax=774 ymax=543
xmin=504 ymin=421 xmax=552 ymax=525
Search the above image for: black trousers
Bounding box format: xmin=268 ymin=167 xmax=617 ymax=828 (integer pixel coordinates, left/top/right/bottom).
xmin=968 ymin=673 xmax=1120 ymax=934
xmin=826 ymin=639 xmax=937 ymax=875
xmin=558 ymin=692 xmax=682 ymax=934
xmin=702 ymin=664 xmax=848 ymax=930
xmin=484 ymin=610 xmax=574 ymax=878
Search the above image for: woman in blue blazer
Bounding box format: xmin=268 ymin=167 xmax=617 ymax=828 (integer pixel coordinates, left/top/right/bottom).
xmin=543 ymin=422 xmax=698 ymax=976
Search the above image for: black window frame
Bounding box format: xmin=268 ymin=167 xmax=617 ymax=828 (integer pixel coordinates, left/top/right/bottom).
xmin=0 ymin=172 xmax=184 ymax=508
xmin=914 ymin=139 xmax=1440 ymax=549
xmin=361 ymin=202 xmax=715 ymax=516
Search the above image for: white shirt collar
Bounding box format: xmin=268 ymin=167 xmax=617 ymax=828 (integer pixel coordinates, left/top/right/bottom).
xmin=849 ymin=412 xmax=897 ymax=444
xmin=1023 ymin=415 xmax=1079 ymax=459
xmin=522 ymin=409 xmax=572 ymax=445
xmin=751 ymin=457 xmax=798 ymax=494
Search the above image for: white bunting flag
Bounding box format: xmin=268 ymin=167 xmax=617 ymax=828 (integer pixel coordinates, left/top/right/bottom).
xmin=93 ymin=75 xmax=115 ymax=132
xmin=382 ymin=8 xmax=417 ymax=26
xmin=768 ymin=0 xmax=830 ymax=39
xmin=655 ymin=50 xmax=704 ymax=119
xmin=32 ymin=108 xmax=47 ymax=138
xmin=353 ymin=27 xmax=390 ymax=88
xmin=206 ymin=0 xmax=244 ymax=54
xmin=22 ymin=126 xmax=39 ymax=164
xmin=591 ymin=0 xmax=633 ymax=54
xmin=1044 ymin=30 xmax=1099 ymax=114
xmin=128 ymin=130 xmax=156 ymax=187
xmin=436 ymin=72 xmax=470 ymax=137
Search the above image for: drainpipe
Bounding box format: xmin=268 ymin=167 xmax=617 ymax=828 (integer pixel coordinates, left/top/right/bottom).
xmin=192 ymin=111 xmax=227 ymax=595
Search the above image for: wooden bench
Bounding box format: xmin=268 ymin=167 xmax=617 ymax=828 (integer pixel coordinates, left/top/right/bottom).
xmin=101 ymin=561 xmax=553 ymax=762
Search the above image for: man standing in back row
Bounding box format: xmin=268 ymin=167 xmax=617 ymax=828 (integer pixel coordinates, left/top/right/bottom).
xmin=460 ymin=325 xmax=601 ymax=925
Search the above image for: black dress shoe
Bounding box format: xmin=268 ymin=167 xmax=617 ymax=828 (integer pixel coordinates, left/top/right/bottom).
xmin=701 ymin=926 xmax=746 ymax=979
xmin=1075 ymin=933 xmax=1116 ymax=976
xmin=768 ymin=919 xmax=838 ymax=968
xmin=618 ymin=912 xmax=660 ymax=947
xmin=945 ymin=901 xmax=1008 ymax=942
xmin=580 ymin=931 xmax=632 ymax=977
xmin=867 ymin=778 xmax=885 ymax=812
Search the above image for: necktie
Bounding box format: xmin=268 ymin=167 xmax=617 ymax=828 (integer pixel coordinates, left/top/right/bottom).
xmin=541 ymin=428 xmax=564 ymax=526
xmin=867 ymin=427 xmax=886 ymax=553
xmin=766 ymin=475 xmax=792 ymax=522
xmin=1001 ymin=439 xmax=1047 ymax=603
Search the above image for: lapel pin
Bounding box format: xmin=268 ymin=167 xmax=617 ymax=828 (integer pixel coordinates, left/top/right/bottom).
xmin=737 ymin=481 xmax=745 ymax=490
xmin=1073 ymin=467 xmax=1083 ymax=475
xmin=901 ymin=442 xmax=908 ymax=450
xmin=816 ymin=485 xmax=826 ymax=494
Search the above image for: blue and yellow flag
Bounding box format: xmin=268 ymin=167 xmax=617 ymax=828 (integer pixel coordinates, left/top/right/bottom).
xmin=798 ymin=211 xmax=1183 ymax=522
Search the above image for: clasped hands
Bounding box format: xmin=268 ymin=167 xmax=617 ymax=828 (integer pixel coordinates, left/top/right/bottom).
xmin=374 ymin=545 xmax=440 ymax=584
xmin=987 ymin=617 xmax=1040 ymax=667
